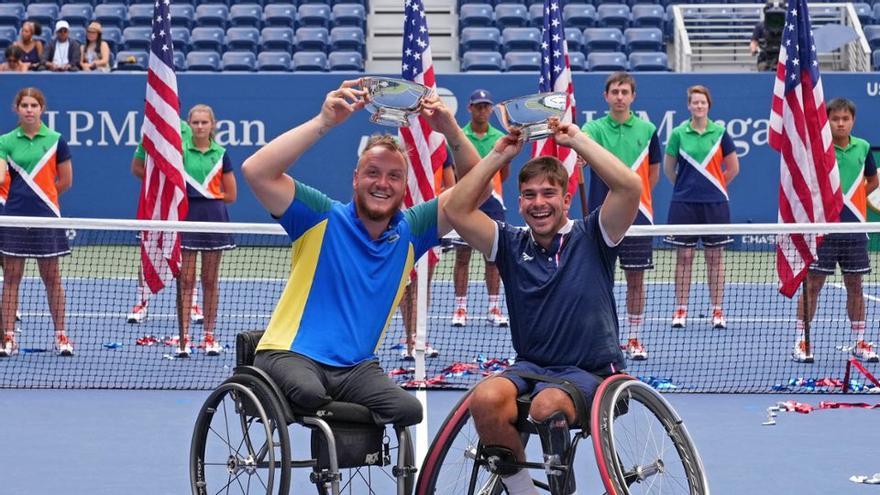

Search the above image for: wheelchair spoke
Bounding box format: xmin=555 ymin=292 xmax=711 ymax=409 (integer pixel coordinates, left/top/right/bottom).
xmin=209 ymin=426 xmax=244 ymax=458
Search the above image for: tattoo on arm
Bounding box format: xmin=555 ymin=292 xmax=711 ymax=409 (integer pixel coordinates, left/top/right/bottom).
xmin=448 ymin=140 xmax=462 ymax=152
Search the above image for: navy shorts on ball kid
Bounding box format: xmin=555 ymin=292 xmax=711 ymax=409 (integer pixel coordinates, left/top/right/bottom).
xmin=618 ymin=236 xmax=653 ymax=271
xmin=665 ymin=201 xmax=733 ymax=248
xmin=500 ymin=360 xmax=607 ymax=407
xmin=809 ymin=234 xmax=870 ymax=275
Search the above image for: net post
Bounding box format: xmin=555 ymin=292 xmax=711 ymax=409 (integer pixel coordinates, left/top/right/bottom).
xmin=414 ymin=255 xmax=429 ymax=469
xmin=843 ymin=358 xmax=852 ymax=393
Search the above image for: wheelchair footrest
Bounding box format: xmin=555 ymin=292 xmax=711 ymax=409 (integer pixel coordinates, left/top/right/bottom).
xmin=392 ymin=465 xmax=418 ymax=478
xmin=310 ymin=470 xmax=341 ymax=485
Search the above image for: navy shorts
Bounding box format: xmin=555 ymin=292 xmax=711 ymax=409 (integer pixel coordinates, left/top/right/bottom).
xmin=809 ymin=234 xmax=870 ymax=275
xmin=500 ymin=360 xmax=604 ymax=407
xmin=665 ymin=201 xmax=732 ymax=248
xmin=619 ymin=235 xmax=653 ymax=271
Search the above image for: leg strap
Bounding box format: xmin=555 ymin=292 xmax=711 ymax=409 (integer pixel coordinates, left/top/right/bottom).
xmin=481 ymin=445 xmax=520 ymax=476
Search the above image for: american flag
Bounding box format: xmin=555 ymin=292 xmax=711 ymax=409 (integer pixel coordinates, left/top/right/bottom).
xmin=136 ymin=0 xmax=188 ymax=294
xmin=768 ymin=0 xmax=842 ymax=298
xmin=531 ymin=0 xmax=580 ymax=196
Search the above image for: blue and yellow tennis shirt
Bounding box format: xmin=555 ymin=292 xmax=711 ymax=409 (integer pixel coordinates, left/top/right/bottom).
xmin=257 ymin=181 xmax=440 ymax=367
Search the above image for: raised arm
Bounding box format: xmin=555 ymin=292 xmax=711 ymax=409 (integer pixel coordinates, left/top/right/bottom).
xmin=242 ymin=79 xmax=367 ymax=217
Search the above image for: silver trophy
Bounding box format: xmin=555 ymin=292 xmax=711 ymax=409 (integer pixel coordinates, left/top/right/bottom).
xmin=494 ymin=92 xmax=568 ymax=142
xmin=362 ymin=77 xmax=431 ymax=127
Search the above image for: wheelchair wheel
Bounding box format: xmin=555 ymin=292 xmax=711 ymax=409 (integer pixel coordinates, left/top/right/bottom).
xmin=314 ymin=425 xmax=415 ymax=495
xmin=190 ymin=380 xmax=291 ymax=495
xmin=415 ymin=390 xmax=506 ymax=495
xmin=591 ymin=375 xmax=708 ymax=495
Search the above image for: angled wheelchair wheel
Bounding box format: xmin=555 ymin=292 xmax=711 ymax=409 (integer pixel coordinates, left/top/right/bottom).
xmin=190 ymin=380 xmax=291 ymax=495
xmin=591 ymin=375 xmax=708 ymax=495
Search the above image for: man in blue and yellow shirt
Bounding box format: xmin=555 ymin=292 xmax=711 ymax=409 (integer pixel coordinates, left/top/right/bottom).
xmin=242 ymin=79 xmax=480 ymax=426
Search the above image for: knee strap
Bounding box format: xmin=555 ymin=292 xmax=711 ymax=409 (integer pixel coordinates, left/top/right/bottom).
xmin=480 ymin=445 xmax=520 ymax=476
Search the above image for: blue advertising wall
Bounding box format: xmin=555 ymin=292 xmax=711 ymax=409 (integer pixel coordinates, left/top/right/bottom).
xmin=0 ymin=72 xmax=878 ymax=227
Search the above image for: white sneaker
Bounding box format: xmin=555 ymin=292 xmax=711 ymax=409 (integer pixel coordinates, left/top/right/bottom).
xmin=852 ymin=341 xmax=879 ymax=363
xmin=487 ymin=307 xmax=509 ymax=327
xmin=175 ymin=345 xmax=192 ymax=358
xmin=425 ymin=344 xmax=439 ymax=358
xmin=671 ymin=309 xmax=687 ymax=329
xmin=401 ymin=348 xmax=414 ymax=361
xmin=626 ymin=338 xmax=648 ymax=361
xmin=791 ymin=340 xmax=814 ymax=363
xmin=712 ymin=309 xmax=726 ymax=329
xmin=56 ymin=334 xmax=74 ymax=357
xmin=201 ymin=335 xmax=222 ymax=356
xmin=451 ymin=307 xmax=467 ymax=327
xmin=191 ymin=303 xmax=204 ymax=325
xmin=127 ymin=303 xmax=148 ymax=324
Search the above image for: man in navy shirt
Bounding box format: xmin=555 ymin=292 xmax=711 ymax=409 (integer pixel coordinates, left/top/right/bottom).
xmin=444 ymin=118 xmax=641 ymax=495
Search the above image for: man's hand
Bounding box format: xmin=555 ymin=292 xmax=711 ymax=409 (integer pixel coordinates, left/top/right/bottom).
xmin=549 ymin=117 xmax=584 ymax=149
xmin=318 ymin=79 xmax=367 ymax=129
xmin=492 ymin=130 xmax=524 ymax=162
xmin=419 ymin=94 xmax=458 ymax=136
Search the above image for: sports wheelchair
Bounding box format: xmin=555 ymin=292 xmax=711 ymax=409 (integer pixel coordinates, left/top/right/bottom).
xmin=415 ymin=372 xmax=708 ymax=494
xmin=190 ymin=331 xmax=418 ymax=494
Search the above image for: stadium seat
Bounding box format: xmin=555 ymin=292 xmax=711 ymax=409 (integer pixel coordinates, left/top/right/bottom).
xmin=128 ymin=0 xmax=156 ymax=4
xmin=195 ymin=4 xmax=229 ymax=28
xmin=128 ymin=4 xmax=154 ymax=27
xmin=25 ymin=3 xmax=59 ymax=29
xmin=170 ymin=4 xmax=196 ymax=30
xmin=264 ymin=4 xmax=297 ymax=28
xmin=494 ymin=3 xmax=529 ymax=30
xmin=460 ymin=50 xmax=503 ymax=71
xmin=628 ymin=0 xmax=662 ymax=5
xmin=115 ymin=50 xmax=148 ymax=70
xmin=628 ymin=51 xmax=667 ymax=71
xmin=328 ymin=50 xmax=363 ymax=70
xmin=68 ymin=25 xmax=86 ymax=45
xmin=59 ymin=3 xmax=93 ymax=28
xmin=102 ymin=26 xmax=123 ymax=53
xmin=865 ymin=25 xmax=880 ymax=50
xmin=229 ymin=4 xmax=263 ymax=28
xmin=226 ymin=26 xmax=260 ymax=53
xmin=298 ymin=4 xmax=331 ymax=28
xmin=586 ymin=51 xmax=627 ymax=71
xmin=854 ymin=2 xmax=873 ymax=25
xmin=0 ymin=3 xmax=25 ymax=30
xmin=564 ymin=27 xmax=584 ymax=54
xmin=329 ymin=26 xmax=364 ymax=53
xmin=502 ymin=27 xmax=540 ymax=52
xmin=94 ymin=4 xmax=127 ymax=30
xmin=291 ymin=50 xmax=328 ymax=71
xmin=569 ymin=50 xmax=585 ymax=71
xmin=631 ymin=4 xmax=664 ymax=29
xmin=874 ymin=4 xmax=880 ymax=26
xmin=122 ymin=26 xmax=153 ymax=51
xmin=459 ymin=26 xmax=501 ymax=53
xmin=597 ymin=3 xmax=630 ymax=30
xmin=873 ymin=49 xmax=880 ymax=71
xmin=222 ymin=51 xmax=256 ymax=71
xmin=257 ymin=50 xmax=291 ymax=71
xmin=186 ymin=50 xmax=222 ymax=71
xmin=563 ymin=4 xmax=597 ymax=30
xmin=331 ymin=3 xmax=365 ymax=29
xmin=624 ymin=27 xmax=663 ymax=53
xmin=583 ymin=27 xmax=623 ymax=52
xmin=171 ymin=28 xmax=192 ymax=54
xmin=295 ymin=26 xmax=329 ymax=52
xmin=0 ymin=26 xmax=16 ymax=51
xmin=504 ymin=51 xmax=540 ymax=71
xmin=528 ymin=4 xmax=543 ymax=28
xmin=330 ymin=0 xmax=366 ymax=6
xmin=459 ymin=4 xmax=494 ymax=29
xmin=173 ymin=51 xmax=187 ymax=72
xmin=260 ymin=26 xmax=294 ymax=52
xmin=191 ymin=26 xmax=226 ymax=52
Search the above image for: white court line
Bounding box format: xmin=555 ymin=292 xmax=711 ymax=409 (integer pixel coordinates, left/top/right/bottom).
xmin=829 ymin=282 xmax=880 ymax=303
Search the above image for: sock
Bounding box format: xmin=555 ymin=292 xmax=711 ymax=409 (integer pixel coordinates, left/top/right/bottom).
xmin=796 ymin=320 xmax=805 ymax=342
xmin=713 ymin=305 xmax=723 ymax=315
xmin=488 ymin=294 xmax=500 ymax=310
xmin=852 ymin=320 xmax=866 ymax=342
xmin=192 ymin=284 xmax=200 ymax=307
xmin=501 ymin=469 xmax=539 ymax=495
xmin=455 ymin=296 xmax=467 ymax=310
xmin=136 ymin=282 xmax=151 ymax=307
xmin=628 ymin=313 xmax=642 ymax=340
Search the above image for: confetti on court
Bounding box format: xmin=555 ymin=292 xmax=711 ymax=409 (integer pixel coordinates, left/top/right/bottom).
xmin=850 ymin=473 xmax=880 ymax=485
xmin=102 ymin=342 xmax=123 ymax=349
xmin=638 ymin=376 xmax=678 ymax=390
xmin=763 ymin=400 xmax=880 ymax=425
xmin=135 ymin=335 xmax=159 ymax=346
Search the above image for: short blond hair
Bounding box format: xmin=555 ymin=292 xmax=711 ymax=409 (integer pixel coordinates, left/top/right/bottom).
xmin=360 ymin=134 xmax=410 ymax=168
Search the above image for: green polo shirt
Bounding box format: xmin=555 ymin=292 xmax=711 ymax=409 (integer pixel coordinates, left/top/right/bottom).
xmin=837 ymin=135 xmax=877 ymax=223
xmin=462 ymin=122 xmax=505 ymax=159
xmin=665 ymin=119 xmax=736 ymax=203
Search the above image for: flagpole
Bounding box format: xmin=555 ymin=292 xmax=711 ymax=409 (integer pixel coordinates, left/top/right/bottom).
xmin=802 ymin=278 xmax=811 ymax=358
xmin=577 ymin=167 xmax=588 ymax=218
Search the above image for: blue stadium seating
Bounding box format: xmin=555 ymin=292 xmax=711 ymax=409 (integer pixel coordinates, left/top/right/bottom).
xmin=328 ymin=50 xmax=363 ymax=70
xmin=292 ymin=51 xmax=328 ymax=71
xmin=295 ymin=26 xmax=329 ymax=52
xmin=257 ymin=51 xmax=291 ymax=71
xmin=222 ymin=50 xmax=257 ymax=71
xmin=115 ymin=50 xmax=148 ymax=71
xmin=298 ymin=4 xmax=331 ymax=28
xmin=171 ymin=28 xmax=192 ymax=54
xmin=122 ymin=26 xmax=152 ymax=51
xmin=873 ymin=49 xmax=880 ymax=71
xmin=494 ymin=3 xmax=529 ymax=29
xmin=564 ymin=27 xmax=584 ymax=53
xmin=186 ymin=50 xmax=222 ymax=71
xmin=263 ymin=4 xmax=296 ymax=28
xmin=562 ymin=4 xmax=597 ymax=30
xmin=597 ymin=3 xmax=630 ymax=30
xmin=628 ymin=0 xmax=662 ymax=5
xmin=260 ymin=26 xmax=294 ymax=52
xmin=460 ymin=26 xmax=501 ymax=53
xmin=504 ymin=51 xmax=540 ymax=71
xmin=59 ymin=3 xmax=93 ymax=27
xmin=0 ymin=4 xmax=25 ymax=30
xmin=226 ymin=26 xmax=260 ymax=52
xmin=229 ymin=4 xmax=263 ymax=28
xmin=461 ymin=50 xmax=503 ymax=71
xmin=331 ymin=3 xmax=365 ymax=29
xmin=195 ymin=4 xmax=229 ymax=28
xmin=26 ymin=3 xmax=59 ymax=28
xmin=173 ymin=51 xmax=187 ymax=72
xmin=170 ymin=4 xmax=196 ymax=30
xmin=628 ymin=51 xmax=667 ymax=71
xmin=102 ymin=26 xmax=123 ymax=53
xmin=583 ymin=27 xmax=623 ymax=52
xmin=329 ymin=26 xmax=364 ymax=53
xmin=0 ymin=26 xmax=16 ymax=51
xmin=528 ymin=4 xmax=543 ymax=28
xmin=874 ymin=4 xmax=880 ymax=25
xmin=586 ymin=51 xmax=627 ymax=71
xmin=624 ymin=27 xmax=663 ymax=52
xmin=459 ymin=4 xmax=494 ymax=29
xmin=128 ymin=4 xmax=154 ymax=27
xmin=94 ymin=4 xmax=127 ymax=30
xmin=569 ymin=51 xmax=585 ymax=71
xmin=502 ymin=27 xmax=540 ymax=52
xmin=128 ymin=0 xmax=156 ymax=4
xmin=865 ymin=25 xmax=880 ymax=50
xmin=631 ymin=4 xmax=664 ymax=29
xmin=69 ymin=25 xmax=86 ymax=45
xmin=191 ymin=26 xmax=226 ymax=52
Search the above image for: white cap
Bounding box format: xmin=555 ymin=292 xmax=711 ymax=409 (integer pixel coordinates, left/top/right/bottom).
xmin=55 ymin=20 xmax=70 ymax=32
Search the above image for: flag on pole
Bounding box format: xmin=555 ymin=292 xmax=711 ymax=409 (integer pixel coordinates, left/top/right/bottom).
xmin=531 ymin=0 xmax=580 ymax=196
xmin=137 ymin=0 xmax=188 ymax=294
xmin=768 ymin=0 xmax=842 ymax=298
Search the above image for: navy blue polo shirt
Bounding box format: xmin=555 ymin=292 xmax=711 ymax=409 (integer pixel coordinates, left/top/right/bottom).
xmin=488 ymin=210 xmax=626 ymax=373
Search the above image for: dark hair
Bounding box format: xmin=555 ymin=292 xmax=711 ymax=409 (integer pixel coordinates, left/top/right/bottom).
xmin=13 ymin=87 xmax=46 ymax=111
xmin=826 ymin=98 xmax=856 ymax=118
xmin=687 ymin=85 xmax=712 ymax=109
xmin=518 ymin=156 xmax=569 ymax=191
xmin=4 ymin=45 xmax=23 ymax=62
xmin=604 ymin=71 xmax=636 ymax=94
xmin=86 ymin=22 xmax=103 ymax=53
xmin=31 ymin=21 xmax=42 ymax=36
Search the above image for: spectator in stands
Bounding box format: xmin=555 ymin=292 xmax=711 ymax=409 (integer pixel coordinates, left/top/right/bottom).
xmin=80 ymin=22 xmax=110 ymax=73
xmin=13 ymin=21 xmax=43 ymax=67
xmin=43 ymin=20 xmax=80 ymax=72
xmin=451 ymin=89 xmax=510 ymax=329
xmin=0 ymin=87 xmax=74 ymax=358
xmin=792 ymin=98 xmax=879 ymax=364
xmin=663 ymin=85 xmax=739 ymax=331
xmin=582 ymin=72 xmax=660 ymax=362
xmin=0 ymin=46 xmax=29 ymax=72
